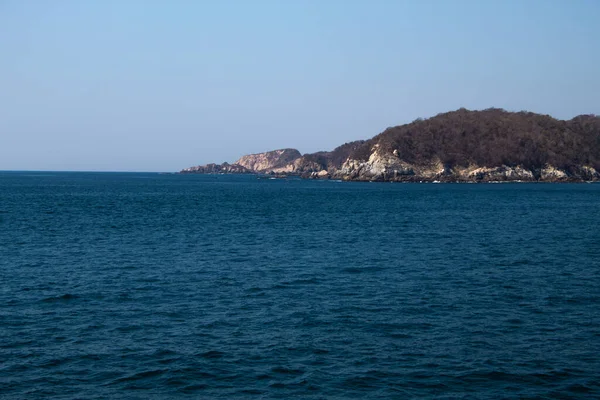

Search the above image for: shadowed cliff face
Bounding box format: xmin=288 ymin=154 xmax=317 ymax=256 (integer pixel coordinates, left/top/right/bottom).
xmin=268 ymin=141 xmax=367 ymax=175
xmin=181 ymin=108 xmax=600 ymax=182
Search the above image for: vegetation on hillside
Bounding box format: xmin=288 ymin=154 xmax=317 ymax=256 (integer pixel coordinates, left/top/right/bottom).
xmin=350 ymin=108 xmax=600 ymax=170
xmin=303 ymin=140 xmax=366 ymax=170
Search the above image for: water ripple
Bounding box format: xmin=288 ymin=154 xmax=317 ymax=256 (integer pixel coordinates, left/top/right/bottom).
xmin=1 ymin=173 xmax=599 ymax=398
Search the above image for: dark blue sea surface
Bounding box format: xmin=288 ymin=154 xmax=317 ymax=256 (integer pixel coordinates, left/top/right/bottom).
xmin=1 ymin=172 xmax=599 ymax=399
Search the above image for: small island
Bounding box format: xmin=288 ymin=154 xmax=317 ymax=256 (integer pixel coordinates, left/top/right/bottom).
xmin=181 ymin=108 xmax=600 ymax=182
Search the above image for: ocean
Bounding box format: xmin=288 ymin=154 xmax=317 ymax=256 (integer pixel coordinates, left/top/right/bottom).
xmin=1 ymin=172 xmax=599 ymax=399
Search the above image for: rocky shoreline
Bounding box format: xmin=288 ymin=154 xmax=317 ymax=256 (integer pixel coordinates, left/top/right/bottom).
xmin=181 ymin=154 xmax=599 ymax=183
xmin=181 ymin=109 xmax=600 ymax=183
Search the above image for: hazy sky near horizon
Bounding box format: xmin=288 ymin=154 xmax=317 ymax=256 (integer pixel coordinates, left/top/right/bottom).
xmin=1 ymin=0 xmax=599 ymax=171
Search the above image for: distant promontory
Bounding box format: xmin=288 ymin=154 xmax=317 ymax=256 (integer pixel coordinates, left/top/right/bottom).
xmin=181 ymin=108 xmax=600 ymax=182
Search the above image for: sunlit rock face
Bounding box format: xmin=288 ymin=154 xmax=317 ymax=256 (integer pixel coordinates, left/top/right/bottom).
xmin=235 ymin=149 xmax=302 ymax=172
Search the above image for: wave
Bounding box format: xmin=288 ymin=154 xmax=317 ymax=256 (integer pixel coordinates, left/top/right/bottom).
xmin=41 ymin=294 xmax=79 ymax=302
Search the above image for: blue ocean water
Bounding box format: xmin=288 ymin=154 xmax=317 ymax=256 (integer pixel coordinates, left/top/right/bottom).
xmin=1 ymin=172 xmax=599 ymax=399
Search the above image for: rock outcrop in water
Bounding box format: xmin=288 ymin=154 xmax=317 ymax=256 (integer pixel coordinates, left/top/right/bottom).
xmin=180 ymin=162 xmax=250 ymax=174
xmin=181 ymin=108 xmax=600 ymax=182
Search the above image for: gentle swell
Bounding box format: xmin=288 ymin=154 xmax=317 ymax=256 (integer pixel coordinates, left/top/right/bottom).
xmin=1 ymin=172 xmax=599 ymax=399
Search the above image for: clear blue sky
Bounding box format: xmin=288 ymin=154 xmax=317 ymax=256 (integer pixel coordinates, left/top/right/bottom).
xmin=1 ymin=0 xmax=599 ymax=171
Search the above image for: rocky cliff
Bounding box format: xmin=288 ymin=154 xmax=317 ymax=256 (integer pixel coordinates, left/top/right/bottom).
xmin=267 ymin=141 xmax=366 ymax=175
xmin=181 ymin=149 xmax=302 ymax=175
xmin=181 ymin=108 xmax=600 ymax=182
xmin=235 ymin=149 xmax=301 ymax=172
xmin=328 ymin=149 xmax=600 ymax=182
